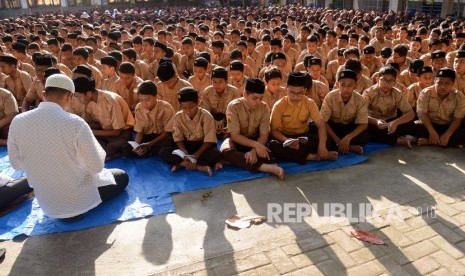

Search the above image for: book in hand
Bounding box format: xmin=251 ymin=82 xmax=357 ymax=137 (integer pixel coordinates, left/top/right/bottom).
xmin=172 ymin=149 xmax=197 ymax=163
xmin=283 ymin=137 xmax=308 ymax=147
xmin=128 ymin=141 xmax=150 ymax=149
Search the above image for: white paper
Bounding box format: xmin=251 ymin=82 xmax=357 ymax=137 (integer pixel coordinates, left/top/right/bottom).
xmin=283 ymin=138 xmax=297 ymax=147
xmin=128 ymin=141 xmax=149 ymax=149
xmin=172 ymin=149 xmax=197 ymax=163
xmin=96 ymin=169 xmax=116 ymax=187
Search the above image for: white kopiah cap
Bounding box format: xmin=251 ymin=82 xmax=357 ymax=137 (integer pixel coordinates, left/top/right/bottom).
xmin=45 ymin=74 xmax=75 ymax=93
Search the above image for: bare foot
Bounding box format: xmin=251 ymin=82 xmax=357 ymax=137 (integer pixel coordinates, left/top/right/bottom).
xmin=272 ymin=165 xmax=285 ymax=180
xmin=307 ymin=153 xmax=318 ymax=161
xmin=171 ymin=165 xmax=180 ymax=173
xmin=417 ymin=138 xmax=429 ymax=146
xmin=397 ymin=136 xmax=412 ymax=149
xmin=325 ymin=151 xmax=339 ymax=160
xmin=349 ymin=145 xmax=364 ymax=155
xmin=196 ymin=165 xmax=212 ymax=176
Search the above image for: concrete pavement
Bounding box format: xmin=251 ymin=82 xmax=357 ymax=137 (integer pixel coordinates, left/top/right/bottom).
xmin=1 ymin=146 xmax=465 ymax=275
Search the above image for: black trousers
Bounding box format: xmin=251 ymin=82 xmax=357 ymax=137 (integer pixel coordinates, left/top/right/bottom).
xmin=221 ymin=138 xmax=273 ymax=173
xmin=413 ymin=122 xmax=465 ymax=147
xmin=0 ymin=124 xmax=10 ymax=140
xmin=0 ymin=169 xmax=128 ymax=212
xmin=121 ymin=133 xmax=175 ymax=158
xmin=327 ymin=121 xmax=370 ymax=150
xmin=97 ymin=128 xmax=133 ymax=160
xmin=0 ymin=177 xmax=33 ymax=210
xmin=368 ymin=118 xmax=415 ymax=145
xmin=159 ymin=140 xmax=221 ymax=167
xmin=269 ymin=131 xmax=329 ymax=164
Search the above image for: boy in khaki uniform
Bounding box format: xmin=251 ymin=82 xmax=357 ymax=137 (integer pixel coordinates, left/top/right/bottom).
xmin=201 ymin=67 xmax=241 ymax=135
xmin=228 ymin=60 xmax=248 ymax=94
xmin=0 ymin=55 xmax=32 ymax=104
xmin=305 ymin=57 xmax=329 ymax=89
xmin=211 ymin=41 xmax=230 ymax=68
xmin=454 ymin=51 xmax=465 ymax=93
xmin=72 ymin=76 xmax=135 ymax=160
xmin=0 ymin=87 xmax=19 ymax=145
xmin=320 ymin=70 xmax=369 ymax=154
xmin=159 ymin=88 xmax=221 ymax=176
xmin=343 ymin=59 xmax=373 ymax=95
xmin=220 ymin=78 xmax=284 ymax=179
xmin=113 ymin=62 xmax=143 ymax=111
xmin=263 ymin=67 xmax=286 ymax=109
xmin=415 ymin=68 xmax=465 ymax=147
xmin=363 ymin=66 xmax=415 ymax=147
xmin=100 ymin=56 xmax=120 ymax=93
xmin=72 ymin=47 xmax=103 ymax=89
xmin=188 ymin=57 xmax=211 ymax=95
xmin=156 ymin=61 xmax=193 ymax=111
xmin=269 ymin=72 xmax=338 ymax=164
xmin=21 ymin=54 xmax=51 ymax=112
xmin=398 ymin=59 xmax=423 ymax=89
xmin=406 ymin=66 xmax=434 ymax=109
xmin=326 ymin=48 xmax=346 ymax=88
xmin=122 ymin=81 xmax=176 ymax=158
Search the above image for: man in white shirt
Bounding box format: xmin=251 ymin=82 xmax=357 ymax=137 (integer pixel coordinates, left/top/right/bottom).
xmin=7 ymin=74 xmax=128 ymax=222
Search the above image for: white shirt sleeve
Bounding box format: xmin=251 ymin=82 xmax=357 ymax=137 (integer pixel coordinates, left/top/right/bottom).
xmin=75 ymin=122 xmax=106 ymax=174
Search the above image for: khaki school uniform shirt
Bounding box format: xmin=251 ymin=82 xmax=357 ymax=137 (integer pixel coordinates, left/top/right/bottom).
xmin=113 ymin=76 xmax=142 ymax=111
xmin=134 ymin=99 xmax=175 ymax=134
xmin=178 ymin=54 xmax=196 ymax=75
xmin=213 ymin=51 xmax=231 ymax=68
xmin=455 ymin=72 xmax=465 ymax=94
xmin=188 ymin=75 xmax=212 ymax=95
xmin=172 ymin=108 xmax=217 ymax=143
xmin=201 ymin=84 xmax=241 ymax=115
xmin=157 ymin=78 xmax=192 ymax=111
xmin=362 ymin=84 xmax=412 ymax=121
xmin=420 ymin=53 xmax=432 ymax=67
xmin=407 ymin=50 xmax=422 ymax=61
xmin=227 ymin=97 xmax=270 ymax=138
xmin=406 ymin=82 xmax=426 ymax=109
xmin=398 ymin=70 xmax=416 ymax=88
xmin=320 ymin=89 xmax=368 ymax=124
xmin=5 ymin=69 xmax=32 ymax=102
xmin=271 ymin=96 xmax=322 ymax=136
xmin=88 ymin=64 xmax=103 ymax=89
xmin=326 ymin=60 xmax=343 ymax=86
xmin=0 ymin=88 xmax=18 ymax=119
xmin=102 ymin=73 xmax=120 ymax=93
xmin=25 ymin=77 xmax=44 ymax=102
xmin=355 ymin=75 xmax=373 ymax=95
xmin=85 ymin=90 xmax=135 ymax=130
xmin=263 ymin=86 xmax=286 ymax=110
xmin=135 ymin=60 xmax=154 ymax=81
xmin=369 ymin=38 xmax=393 ymax=55
xmin=18 ymin=62 xmax=35 ymax=78
xmin=307 ymin=79 xmax=329 ymax=109
xmin=229 ymin=76 xmax=248 ymax=94
xmin=94 ymin=49 xmax=107 ymax=61
xmin=417 ymin=86 xmax=465 ymax=124
xmin=361 ymin=57 xmax=383 ymax=77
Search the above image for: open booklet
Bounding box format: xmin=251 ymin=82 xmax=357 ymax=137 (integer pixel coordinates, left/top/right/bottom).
xmin=283 ymin=137 xmax=309 ymax=147
xmin=0 ymin=174 xmax=13 ymax=188
xmin=127 ymin=141 xmax=150 ymax=149
xmin=172 ymin=149 xmax=197 ymax=163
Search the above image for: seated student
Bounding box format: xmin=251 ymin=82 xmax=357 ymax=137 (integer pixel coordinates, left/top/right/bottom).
xmin=72 ymin=47 xmax=103 ymax=89
xmin=122 ymin=81 xmax=175 ymax=158
xmin=21 ymin=54 xmax=52 ymax=112
xmin=362 ymin=66 xmax=416 ymax=148
xmin=398 ymin=59 xmax=423 ymax=88
xmin=406 ymin=66 xmax=434 ymax=109
xmin=156 ymin=60 xmax=192 ymax=111
xmin=0 ymin=87 xmax=19 ymax=145
xmin=159 ymin=87 xmax=221 ymax=176
xmin=305 ymin=68 xmax=329 ymax=109
xmin=305 ymin=57 xmax=329 ymax=89
xmin=101 ymin=56 xmax=120 ymax=92
xmin=0 ymin=55 xmax=32 ymax=104
xmin=263 ymin=67 xmax=286 ymax=109
xmin=201 ymin=67 xmax=241 ymax=135
xmin=113 ymin=62 xmax=143 ymax=111
xmin=430 ymin=50 xmax=447 ymax=75
xmin=326 ymin=48 xmax=346 ymax=88
xmin=220 ymin=78 xmax=284 ymax=179
xmin=320 ymin=70 xmax=369 ymax=154
xmin=269 ymin=72 xmax=338 ymax=164
xmin=188 ymin=57 xmax=211 ymax=95
xmin=72 ymin=76 xmax=135 ymax=160
xmin=454 ymin=50 xmax=465 ymax=93
xmin=228 ymin=60 xmax=248 ymax=93
xmin=414 ymin=68 xmax=465 ymax=147
xmin=344 ymin=59 xmax=373 ymax=94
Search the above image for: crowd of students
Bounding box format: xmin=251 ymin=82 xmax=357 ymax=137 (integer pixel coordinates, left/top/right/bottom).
xmin=0 ymin=6 xmax=464 ymax=182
